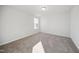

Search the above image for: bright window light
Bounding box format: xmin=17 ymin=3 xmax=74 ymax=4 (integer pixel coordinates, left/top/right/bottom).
xmin=34 ymin=17 xmax=39 ymax=24
xmin=34 ymin=17 xmax=39 ymax=29
xmin=32 ymin=41 xmax=45 ymax=53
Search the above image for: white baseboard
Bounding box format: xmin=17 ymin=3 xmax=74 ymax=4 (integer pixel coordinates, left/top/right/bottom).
xmin=0 ymin=32 xmax=39 ymax=46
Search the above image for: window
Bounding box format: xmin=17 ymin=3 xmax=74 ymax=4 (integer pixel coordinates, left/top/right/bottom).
xmin=34 ymin=17 xmax=39 ymax=29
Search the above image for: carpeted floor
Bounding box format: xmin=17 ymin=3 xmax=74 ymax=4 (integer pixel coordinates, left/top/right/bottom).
xmin=0 ymin=32 xmax=79 ymax=53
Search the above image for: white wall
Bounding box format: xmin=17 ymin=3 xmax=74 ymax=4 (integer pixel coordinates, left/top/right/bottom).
xmin=40 ymin=12 xmax=70 ymax=37
xmin=0 ymin=6 xmax=39 ymax=45
xmin=71 ymin=6 xmax=79 ymax=49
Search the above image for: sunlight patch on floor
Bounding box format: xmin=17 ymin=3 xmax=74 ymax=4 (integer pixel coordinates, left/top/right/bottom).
xmin=32 ymin=41 xmax=45 ymax=53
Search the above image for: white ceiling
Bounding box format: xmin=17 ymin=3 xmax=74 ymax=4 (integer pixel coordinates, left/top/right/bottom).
xmin=10 ymin=5 xmax=73 ymax=16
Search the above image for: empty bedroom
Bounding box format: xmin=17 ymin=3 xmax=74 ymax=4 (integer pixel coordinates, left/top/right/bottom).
xmin=0 ymin=5 xmax=79 ymax=53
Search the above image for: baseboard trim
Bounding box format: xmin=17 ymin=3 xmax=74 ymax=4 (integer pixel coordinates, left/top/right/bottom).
xmin=0 ymin=32 xmax=39 ymax=46
xmin=41 ymin=32 xmax=71 ymax=39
